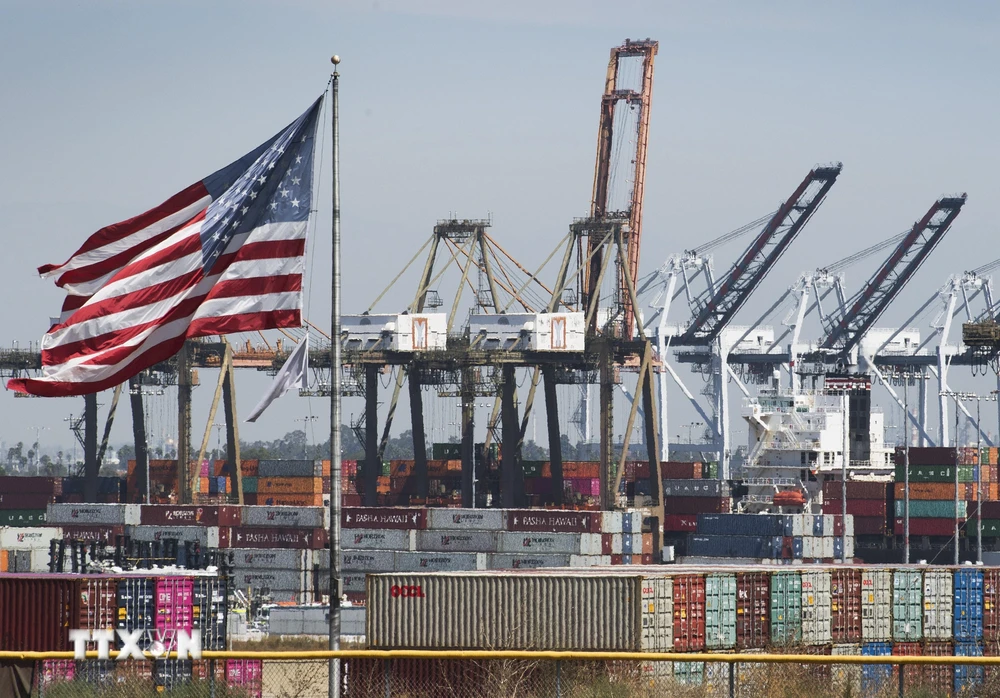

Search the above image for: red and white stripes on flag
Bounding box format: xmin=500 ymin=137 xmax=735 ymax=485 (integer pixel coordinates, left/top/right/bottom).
xmin=9 ymin=98 xmax=323 ymax=397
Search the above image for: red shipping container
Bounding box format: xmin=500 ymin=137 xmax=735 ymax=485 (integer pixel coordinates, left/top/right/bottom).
xmin=982 ymin=501 xmax=1000 ymax=518
xmin=140 ymin=505 xmax=242 ymax=527
xmin=662 ymin=514 xmax=698 ymax=532
xmin=896 ymin=446 xmax=957 ymax=466
xmin=0 ymin=476 xmax=61 ymax=495
xmin=830 ymin=568 xmax=861 ymax=642
xmin=672 ymin=574 xmax=706 ymax=651
xmin=640 ymin=553 xmax=653 ymax=564
xmin=341 ymin=507 xmax=427 ymax=530
xmin=79 ymin=577 xmax=117 ymax=646
xmin=852 ymin=516 xmax=888 ymax=536
xmin=229 ymin=526 xmax=326 ymax=549
xmin=661 ymin=462 xmax=701 ymax=479
xmin=736 ymin=572 xmax=769 ymax=649
xmin=921 ymin=642 xmax=953 ymax=692
xmin=505 ymin=510 xmax=594 ymax=534
xmin=822 ymin=480 xmax=889 ymax=500
xmin=823 ymin=499 xmax=887 ymax=517
xmin=663 ymin=496 xmax=730 ymax=515
xmin=985 ymin=569 xmax=1000 ymax=641
xmin=60 ymin=525 xmax=125 ymax=543
xmin=610 ymin=554 xmax=623 ymax=565
xmin=832 ymin=516 xmax=845 ymax=538
xmin=0 ymin=575 xmax=80 ymax=651
xmin=893 ymin=518 xmax=955 ymax=536
xmin=0 ymin=492 xmax=53 ymax=509
xmin=892 ymin=641 xmax=922 ymax=685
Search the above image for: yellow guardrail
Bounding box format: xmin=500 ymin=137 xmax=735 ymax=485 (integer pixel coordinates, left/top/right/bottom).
xmin=1 ymin=649 xmax=999 ymax=665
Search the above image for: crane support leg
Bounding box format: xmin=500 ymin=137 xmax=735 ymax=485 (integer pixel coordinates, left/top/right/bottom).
xmin=408 ymin=368 xmax=429 ymax=500
xmin=542 ymin=366 xmax=564 ymax=506
xmin=222 ymin=350 xmax=244 ymax=506
xmin=640 ymin=343 xmax=665 ymax=558
xmin=129 ymin=378 xmax=148 ymax=503
xmin=364 ymin=366 xmax=379 ymax=507
xmin=501 ymin=366 xmax=523 ymax=507
xmin=599 ymin=341 xmax=614 ymax=510
xmin=176 ymin=342 xmax=193 ymax=504
xmin=83 ymin=392 xmax=99 ymax=502
xmin=461 ymin=371 xmax=475 ymax=507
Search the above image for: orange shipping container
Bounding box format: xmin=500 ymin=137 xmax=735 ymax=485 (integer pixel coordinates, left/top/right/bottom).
xmin=240 ymin=460 xmax=260 ymax=477
xmin=257 ymin=476 xmax=322 ymax=494
xmin=258 ymin=493 xmax=324 ymax=507
xmin=321 ymin=460 xmax=331 ymax=477
xmin=893 ymin=482 xmax=965 ymax=500
xmin=0 ymin=550 xmax=7 ymax=573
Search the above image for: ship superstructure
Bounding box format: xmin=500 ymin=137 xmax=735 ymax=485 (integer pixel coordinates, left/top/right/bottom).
xmin=740 ymin=373 xmax=893 ymax=512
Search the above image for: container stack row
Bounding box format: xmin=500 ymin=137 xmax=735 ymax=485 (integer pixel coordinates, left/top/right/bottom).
xmin=366 ymin=565 xmax=1000 ymax=694
xmin=338 ymin=507 xmax=654 ymax=604
xmin=40 ymin=658 xmax=262 ymax=696
xmin=687 ymin=512 xmax=856 ymax=561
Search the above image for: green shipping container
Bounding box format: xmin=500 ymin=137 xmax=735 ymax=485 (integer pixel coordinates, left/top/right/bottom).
xmin=0 ymin=510 xmax=46 ymax=525
xmin=893 ymin=499 xmax=967 ymax=518
xmin=962 ymin=519 xmax=1000 ymax=537
xmin=521 ymin=461 xmax=545 ymax=478
xmin=771 ymin=572 xmax=802 ymax=645
xmin=892 ymin=570 xmax=922 ymax=641
xmin=242 ymin=477 xmax=258 ymax=494
xmin=705 ymin=574 xmax=737 ymax=649
xmin=672 ymin=661 xmax=704 ymax=685
xmin=894 ymin=465 xmax=974 ymax=483
xmin=432 ymin=443 xmax=462 ymax=460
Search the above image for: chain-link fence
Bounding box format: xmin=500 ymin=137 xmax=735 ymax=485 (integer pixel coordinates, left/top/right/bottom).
xmin=17 ymin=653 xmax=1000 ymax=697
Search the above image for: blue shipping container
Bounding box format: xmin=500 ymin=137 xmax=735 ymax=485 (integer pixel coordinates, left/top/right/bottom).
xmin=813 ymin=515 xmax=824 ymax=536
xmin=861 ymin=642 xmax=893 ymax=696
xmin=955 ymin=641 xmax=984 ymax=694
xmin=954 ymin=569 xmax=984 ymax=641
xmin=792 ymin=537 xmax=803 ymax=559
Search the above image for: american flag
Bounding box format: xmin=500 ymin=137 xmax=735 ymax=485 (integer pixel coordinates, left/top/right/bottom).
xmin=8 ymin=97 xmax=323 ymax=397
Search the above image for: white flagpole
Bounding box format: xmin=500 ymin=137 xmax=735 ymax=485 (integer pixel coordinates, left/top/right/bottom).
xmin=328 ymin=55 xmax=343 ymax=698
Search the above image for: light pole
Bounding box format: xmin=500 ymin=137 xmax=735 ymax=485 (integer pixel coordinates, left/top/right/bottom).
xmin=30 ymin=426 xmax=49 ymax=475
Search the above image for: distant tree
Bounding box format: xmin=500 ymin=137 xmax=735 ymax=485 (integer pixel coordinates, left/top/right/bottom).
xmin=117 ymin=444 xmax=135 ymax=464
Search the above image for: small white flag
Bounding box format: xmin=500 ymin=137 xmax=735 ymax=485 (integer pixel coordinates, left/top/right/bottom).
xmin=246 ymin=335 xmax=309 ymax=423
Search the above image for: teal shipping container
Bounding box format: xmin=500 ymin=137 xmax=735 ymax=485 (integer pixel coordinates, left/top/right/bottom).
xmin=672 ymin=660 xmax=704 ymax=686
xmin=892 ymin=570 xmax=923 ymax=641
xmin=893 ymin=499 xmax=968 ymax=518
xmin=241 ymin=477 xmax=258 ymax=494
xmin=705 ymin=574 xmax=736 ymax=649
xmin=771 ymin=572 xmax=802 ymax=645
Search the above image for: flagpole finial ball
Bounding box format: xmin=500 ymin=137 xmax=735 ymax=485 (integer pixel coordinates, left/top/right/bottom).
xmin=331 ymin=55 xmax=341 ymax=65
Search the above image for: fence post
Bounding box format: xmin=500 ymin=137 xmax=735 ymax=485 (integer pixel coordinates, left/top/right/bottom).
xmin=729 ymin=661 xmax=736 ymax=698
xmin=897 ymin=662 xmax=904 ymax=698
xmin=555 ymin=659 xmax=562 ymax=698
xmin=384 ymin=658 xmax=391 ymax=698
xmin=209 ymin=658 xmax=216 ymax=698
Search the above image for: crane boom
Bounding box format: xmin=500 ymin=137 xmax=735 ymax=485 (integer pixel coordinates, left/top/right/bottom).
xmin=819 ymin=194 xmax=967 ymax=356
xmin=582 ymin=39 xmax=657 ymax=338
xmin=678 ymin=163 xmax=842 ymax=345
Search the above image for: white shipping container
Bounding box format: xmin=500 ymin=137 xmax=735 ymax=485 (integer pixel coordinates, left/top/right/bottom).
xmin=496 ymin=532 xmax=583 ymax=555
xmin=601 ymin=512 xmax=623 ymax=534
xmin=580 ymin=534 xmax=603 ymax=556
xmin=861 ymin=569 xmax=892 ymax=641
xmin=570 ymin=555 xmax=611 ymax=567
xmin=393 ymin=552 xmax=483 ymax=572
xmin=343 ymin=529 xmax=415 ymax=551
xmin=127 ymin=525 xmax=223 ymax=548
xmin=801 ymin=571 xmax=832 ymax=645
xmin=831 ymin=643 xmax=862 ymax=694
xmin=610 ymin=534 xmax=623 ymax=555
xmin=823 ymin=515 xmax=835 ymax=534
xmin=803 ymin=537 xmax=816 ymax=559
xmin=367 ymin=571 xmax=641 ymax=649
xmin=415 ymin=530 xmax=498 ymax=553
xmin=640 ymin=577 xmax=673 ymax=651
xmin=923 ymin=569 xmax=953 ymax=640
xmin=792 ymin=515 xmax=806 ymax=537
xmin=0 ymin=526 xmax=61 ymax=549
xmin=822 ymin=537 xmax=835 ymax=559
xmin=426 ymin=509 xmax=504 ymax=530
xmin=632 ymin=534 xmax=644 ymax=554
xmin=844 ymin=515 xmax=854 ymax=537
xmin=845 ymin=537 xmax=855 ymax=559
xmin=486 ymin=554 xmax=572 ymax=570
xmin=46 ymin=503 xmax=133 ymax=525
xmin=342 ymin=551 xmax=395 ymax=572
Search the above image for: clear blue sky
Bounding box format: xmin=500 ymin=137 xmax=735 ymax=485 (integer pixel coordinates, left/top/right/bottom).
xmin=1 ymin=1 xmax=998 ymax=455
